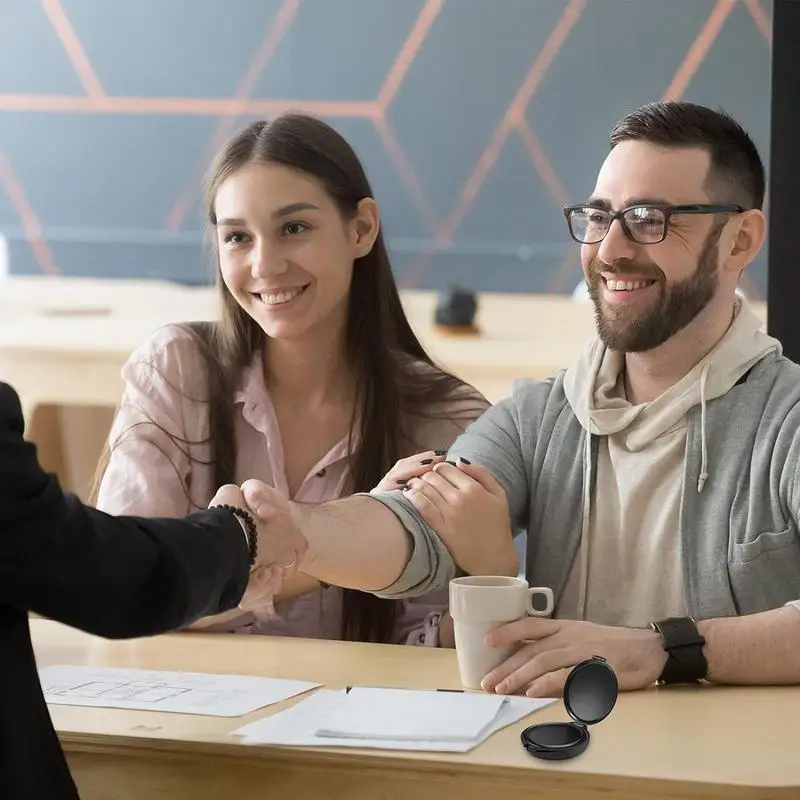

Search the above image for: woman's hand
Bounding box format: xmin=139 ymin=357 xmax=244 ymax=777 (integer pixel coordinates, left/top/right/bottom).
xmin=404 ymin=460 xmax=518 ymax=577
xmin=370 ymin=450 xmax=448 ymax=494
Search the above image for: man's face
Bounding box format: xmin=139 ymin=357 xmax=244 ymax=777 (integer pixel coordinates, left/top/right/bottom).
xmin=581 ymin=141 xmax=724 ymax=353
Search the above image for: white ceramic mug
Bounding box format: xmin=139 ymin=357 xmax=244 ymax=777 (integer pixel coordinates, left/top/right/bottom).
xmin=449 ymin=576 xmax=554 ymax=691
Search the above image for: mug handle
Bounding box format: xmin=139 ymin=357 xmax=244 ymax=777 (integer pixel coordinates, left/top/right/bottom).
xmin=526 ymin=586 xmax=554 ymax=617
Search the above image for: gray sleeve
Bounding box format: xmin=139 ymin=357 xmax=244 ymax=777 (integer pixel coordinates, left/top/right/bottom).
xmin=448 ymin=388 xmax=530 ymax=532
xmin=369 ymin=390 xmax=530 ymax=599
xmin=366 ymin=490 xmax=458 ymax=599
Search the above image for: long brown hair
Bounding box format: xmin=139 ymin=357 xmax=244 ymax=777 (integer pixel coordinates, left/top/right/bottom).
xmin=92 ymin=114 xmax=485 ymax=643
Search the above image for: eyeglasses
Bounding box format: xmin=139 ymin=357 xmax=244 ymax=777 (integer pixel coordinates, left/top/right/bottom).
xmin=563 ymin=203 xmax=746 ymax=245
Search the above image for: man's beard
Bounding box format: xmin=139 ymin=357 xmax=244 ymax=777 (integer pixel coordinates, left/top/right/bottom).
xmin=586 ymin=226 xmax=722 ymax=353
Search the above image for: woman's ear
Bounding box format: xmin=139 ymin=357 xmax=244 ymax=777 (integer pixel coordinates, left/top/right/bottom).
xmin=352 ymin=197 xmax=380 ymax=258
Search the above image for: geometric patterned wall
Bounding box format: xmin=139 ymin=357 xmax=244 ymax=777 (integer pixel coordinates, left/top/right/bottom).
xmin=0 ymin=0 xmax=772 ymax=297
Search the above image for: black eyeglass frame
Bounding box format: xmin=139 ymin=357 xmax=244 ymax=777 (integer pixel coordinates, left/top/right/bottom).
xmin=562 ymin=203 xmax=747 ymax=245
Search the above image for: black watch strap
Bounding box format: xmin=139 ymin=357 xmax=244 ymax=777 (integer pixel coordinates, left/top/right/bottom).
xmin=650 ymin=616 xmax=708 ymax=684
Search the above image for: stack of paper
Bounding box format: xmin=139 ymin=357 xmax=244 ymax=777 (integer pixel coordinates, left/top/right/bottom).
xmin=232 ymin=687 xmax=557 ymax=752
xmin=39 ymin=665 xmax=320 ymax=717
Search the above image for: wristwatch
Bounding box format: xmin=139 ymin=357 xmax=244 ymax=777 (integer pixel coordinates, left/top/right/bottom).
xmin=649 ymin=616 xmax=708 ymax=684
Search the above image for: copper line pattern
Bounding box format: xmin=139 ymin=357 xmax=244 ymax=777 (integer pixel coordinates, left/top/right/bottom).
xmin=516 ymin=119 xmax=569 ymax=208
xmin=743 ymin=0 xmax=771 ymax=43
xmin=516 ymin=118 xmax=577 ymax=293
xmin=1 ymin=0 xmax=772 ymax=293
xmin=40 ymin=0 xmax=105 ymax=98
xmin=372 ymin=0 xmax=444 ymax=235
xmin=547 ymin=248 xmax=581 ymax=293
xmin=373 ymin=117 xmax=439 ymax=233
xmin=0 ymin=94 xmax=379 ymax=116
xmin=0 ymin=147 xmax=59 ymax=274
xmin=164 ymin=0 xmax=302 ymax=233
xmin=403 ymin=0 xmax=586 ymax=287
xmin=662 ymin=0 xmax=737 ymax=101
xmin=377 ymin=0 xmax=444 ymax=111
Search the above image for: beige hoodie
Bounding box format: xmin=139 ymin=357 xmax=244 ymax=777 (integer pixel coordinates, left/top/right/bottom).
xmin=558 ymin=298 xmax=781 ymax=627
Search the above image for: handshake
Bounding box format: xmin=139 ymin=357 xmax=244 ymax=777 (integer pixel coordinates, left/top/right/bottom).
xmin=208 ymin=479 xmax=309 ymax=614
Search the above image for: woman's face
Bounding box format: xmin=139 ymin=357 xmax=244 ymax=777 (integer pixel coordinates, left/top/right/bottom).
xmin=214 ymin=161 xmax=378 ymax=342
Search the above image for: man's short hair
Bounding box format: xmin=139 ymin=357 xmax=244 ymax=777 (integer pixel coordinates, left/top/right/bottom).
xmin=609 ymin=101 xmax=765 ymax=210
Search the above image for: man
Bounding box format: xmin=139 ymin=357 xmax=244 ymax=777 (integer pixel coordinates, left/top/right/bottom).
xmin=0 ymin=381 xmax=304 ymax=799
xmin=241 ymin=101 xmax=800 ymax=695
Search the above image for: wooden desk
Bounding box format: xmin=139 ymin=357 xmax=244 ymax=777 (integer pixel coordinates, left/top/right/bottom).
xmin=31 ymin=618 xmax=798 ymax=800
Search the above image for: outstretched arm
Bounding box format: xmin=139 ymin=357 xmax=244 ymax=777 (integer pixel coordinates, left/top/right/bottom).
xmin=0 ymin=382 xmax=250 ymax=639
xmin=241 ymin=393 xmax=530 ymax=599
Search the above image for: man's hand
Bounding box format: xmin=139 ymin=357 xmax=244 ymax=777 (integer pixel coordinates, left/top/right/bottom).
xmin=404 ymin=459 xmax=517 ymax=577
xmin=481 ymin=617 xmax=668 ymax=697
xmin=239 ymin=480 xmax=309 ymax=572
xmin=209 ymin=483 xmax=307 ymax=615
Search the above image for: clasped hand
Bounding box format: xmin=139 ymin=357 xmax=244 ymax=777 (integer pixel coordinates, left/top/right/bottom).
xmin=209 ymin=481 xmax=308 ymax=613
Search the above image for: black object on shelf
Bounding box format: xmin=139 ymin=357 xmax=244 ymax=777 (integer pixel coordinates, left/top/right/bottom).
xmin=520 ymin=656 xmax=618 ymax=761
xmin=433 ymin=286 xmax=479 ymax=331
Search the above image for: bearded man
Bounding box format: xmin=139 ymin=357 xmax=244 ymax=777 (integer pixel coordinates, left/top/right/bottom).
xmin=240 ymin=101 xmax=800 ymax=697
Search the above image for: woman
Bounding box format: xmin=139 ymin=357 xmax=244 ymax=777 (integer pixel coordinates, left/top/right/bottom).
xmin=92 ymin=114 xmax=489 ymax=646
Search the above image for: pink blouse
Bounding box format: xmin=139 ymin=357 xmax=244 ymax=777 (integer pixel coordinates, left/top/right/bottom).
xmin=94 ymin=324 xmax=489 ymax=645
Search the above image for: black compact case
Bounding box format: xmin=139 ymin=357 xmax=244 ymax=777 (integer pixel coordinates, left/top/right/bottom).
xmin=520 ymin=656 xmax=618 ymax=760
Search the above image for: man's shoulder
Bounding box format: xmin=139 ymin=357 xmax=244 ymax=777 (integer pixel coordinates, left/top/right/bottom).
xmin=720 ymin=354 xmax=800 ymax=455
xmin=742 ymin=352 xmax=800 ymax=405
xmin=764 ymin=352 xmax=800 ymax=384
xmin=472 ymin=372 xmax=575 ymax=449
xmin=506 ymin=371 xmax=570 ymax=413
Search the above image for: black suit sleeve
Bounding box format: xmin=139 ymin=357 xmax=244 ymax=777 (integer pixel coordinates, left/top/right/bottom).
xmin=0 ymin=382 xmax=250 ymax=639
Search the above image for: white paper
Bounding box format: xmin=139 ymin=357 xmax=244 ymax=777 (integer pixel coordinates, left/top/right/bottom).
xmin=232 ymin=689 xmax=557 ymax=752
xmin=39 ymin=665 xmax=319 ymax=717
xmin=313 ymin=686 xmax=506 ymax=741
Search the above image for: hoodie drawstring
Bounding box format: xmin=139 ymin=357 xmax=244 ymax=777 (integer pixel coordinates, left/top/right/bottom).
xmin=576 ymin=429 xmax=593 ymax=621
xmin=697 ymin=362 xmax=710 ymax=492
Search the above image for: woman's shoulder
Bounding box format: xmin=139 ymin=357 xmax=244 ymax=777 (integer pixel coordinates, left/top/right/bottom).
xmin=122 ymin=322 xmax=214 ymax=399
xmin=397 ymin=353 xmax=490 ymax=407
xmin=395 ymin=353 xmax=491 ymax=452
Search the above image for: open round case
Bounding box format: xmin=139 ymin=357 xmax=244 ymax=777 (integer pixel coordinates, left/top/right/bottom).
xmin=520 ymin=656 xmax=618 ymax=760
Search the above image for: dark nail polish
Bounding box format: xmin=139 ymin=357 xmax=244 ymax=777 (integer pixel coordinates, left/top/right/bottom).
xmin=434 ymin=450 xmax=446 ymax=456
xmin=459 ymin=457 xmax=472 ymax=465
xmin=395 ymin=479 xmax=407 ymax=485
xmin=402 ymin=485 xmax=412 ymax=492
xmin=420 ymin=459 xmax=433 ymax=465
xmin=446 ymin=460 xmax=457 ymax=466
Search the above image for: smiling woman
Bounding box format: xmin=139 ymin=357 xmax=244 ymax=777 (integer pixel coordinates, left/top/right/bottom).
xmin=212 ymin=159 xmax=375 ymax=344
xmin=89 ymin=114 xmax=490 ymax=647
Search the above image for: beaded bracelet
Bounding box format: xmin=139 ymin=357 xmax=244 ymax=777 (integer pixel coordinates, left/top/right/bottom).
xmin=215 ymin=504 xmax=258 ymax=567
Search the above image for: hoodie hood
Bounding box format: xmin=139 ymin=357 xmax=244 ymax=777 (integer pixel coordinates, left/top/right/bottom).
xmin=564 ymin=297 xmax=779 ymax=454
